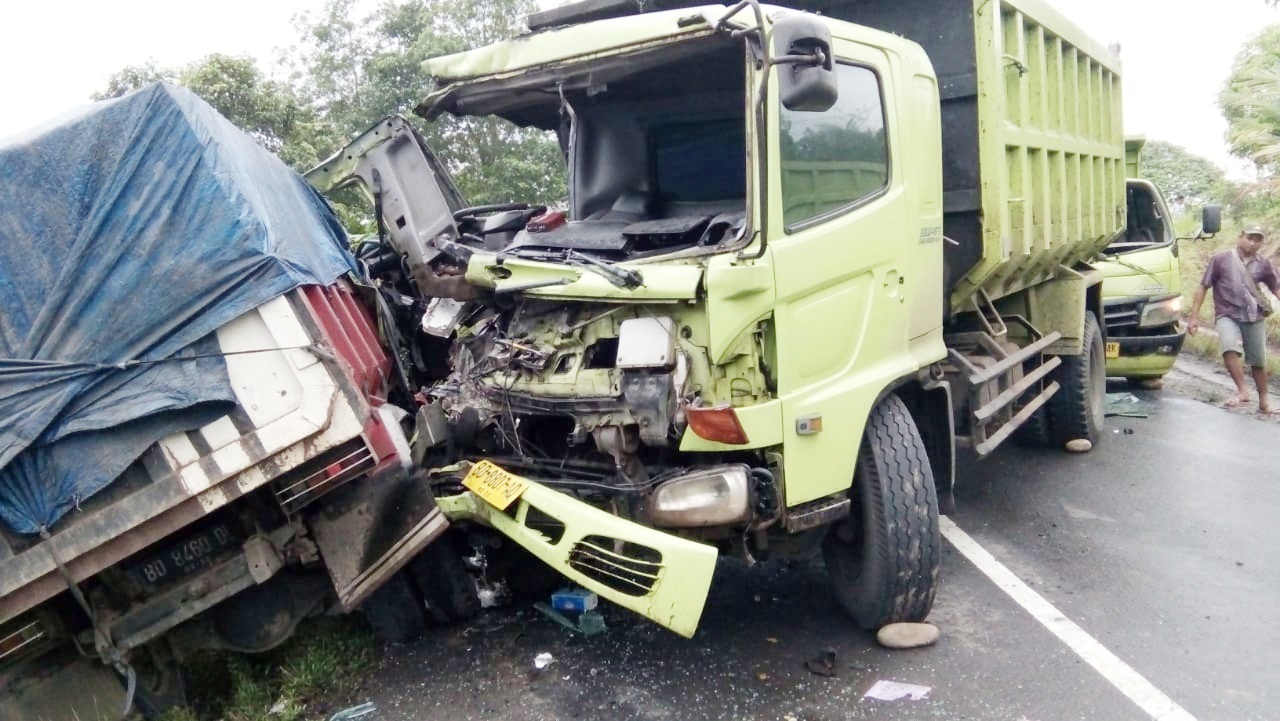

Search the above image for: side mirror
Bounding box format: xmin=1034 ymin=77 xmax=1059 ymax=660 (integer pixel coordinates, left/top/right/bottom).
xmin=772 ymin=16 xmax=837 ymax=112
xmin=1201 ymin=204 xmax=1222 ymax=235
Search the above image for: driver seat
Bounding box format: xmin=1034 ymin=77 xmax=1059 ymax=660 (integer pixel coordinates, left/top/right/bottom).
xmin=589 ymin=189 xmax=655 ymax=223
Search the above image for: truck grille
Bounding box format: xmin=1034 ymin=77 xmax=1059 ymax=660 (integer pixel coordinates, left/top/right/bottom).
xmin=568 ymin=535 xmax=663 ymax=597
xmin=1104 ymin=298 xmax=1141 ymax=334
xmin=273 ymin=439 xmax=375 ymax=514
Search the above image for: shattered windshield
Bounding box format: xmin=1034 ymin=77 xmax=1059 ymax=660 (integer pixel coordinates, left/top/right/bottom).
xmin=434 ymin=36 xmax=750 ymax=263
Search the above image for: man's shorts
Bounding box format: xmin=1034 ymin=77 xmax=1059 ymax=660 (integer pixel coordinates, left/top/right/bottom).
xmin=1216 ymin=316 xmax=1268 ymax=367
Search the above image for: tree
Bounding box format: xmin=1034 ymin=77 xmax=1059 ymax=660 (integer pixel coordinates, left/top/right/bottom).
xmin=1136 ymin=141 xmax=1227 ymax=211
xmin=1221 ymin=26 xmax=1280 ymax=180
xmin=92 ymin=61 xmax=174 ymax=99
xmin=289 ymin=0 xmax=565 ymax=206
xmin=93 ymin=0 xmax=565 ymax=215
xmin=94 ymin=54 xmax=335 ymax=170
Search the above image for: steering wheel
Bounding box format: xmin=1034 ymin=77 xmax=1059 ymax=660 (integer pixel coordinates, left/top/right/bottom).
xmin=452 ymin=202 xmax=544 ymax=224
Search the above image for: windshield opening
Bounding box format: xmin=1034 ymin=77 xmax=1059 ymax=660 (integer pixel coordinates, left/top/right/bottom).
xmin=1106 ymin=182 xmax=1173 ymax=256
xmin=437 ymin=37 xmax=748 ymax=261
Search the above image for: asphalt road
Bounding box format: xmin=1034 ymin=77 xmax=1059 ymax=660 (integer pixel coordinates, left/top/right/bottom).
xmin=357 ymin=377 xmax=1280 ymax=721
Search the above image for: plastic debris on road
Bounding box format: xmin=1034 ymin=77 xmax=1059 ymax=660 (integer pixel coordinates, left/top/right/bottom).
xmin=534 ymin=652 xmax=556 ymax=670
xmin=551 ymin=587 xmax=599 ymax=613
xmin=329 ymin=702 xmax=376 ymax=720
xmin=862 ymin=680 xmax=932 ymax=701
xmin=534 ymin=588 xmax=607 ymax=636
xmin=1105 ymin=392 xmax=1155 ymax=418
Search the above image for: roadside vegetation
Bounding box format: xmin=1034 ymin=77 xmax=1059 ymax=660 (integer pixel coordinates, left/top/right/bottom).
xmin=157 ymin=618 xmax=375 ymax=721
xmin=1127 ymin=24 xmax=1280 ymax=384
xmin=90 ymin=0 xmax=565 ymax=230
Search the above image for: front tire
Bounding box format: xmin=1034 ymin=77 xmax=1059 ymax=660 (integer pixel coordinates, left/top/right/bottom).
xmin=126 ymin=641 xmax=188 ymax=720
xmin=407 ymin=532 xmax=482 ymax=624
xmin=361 ymin=571 xmax=426 ymax=642
xmin=1047 ymin=311 xmax=1105 ymax=448
xmin=823 ymin=393 xmax=940 ymax=630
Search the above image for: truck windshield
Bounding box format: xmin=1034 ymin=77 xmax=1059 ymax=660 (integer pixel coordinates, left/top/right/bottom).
xmin=433 ymin=36 xmax=749 ymax=262
xmin=652 ymin=120 xmax=746 ymax=204
xmin=1106 ymin=182 xmax=1173 ymax=255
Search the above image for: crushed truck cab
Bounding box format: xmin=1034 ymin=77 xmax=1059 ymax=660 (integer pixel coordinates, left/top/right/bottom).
xmin=310 ymin=0 xmax=1126 ymax=638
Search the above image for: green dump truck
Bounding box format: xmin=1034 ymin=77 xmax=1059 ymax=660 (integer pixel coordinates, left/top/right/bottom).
xmin=309 ymin=0 xmax=1125 ymax=637
xmin=1098 ymin=137 xmax=1218 ymax=384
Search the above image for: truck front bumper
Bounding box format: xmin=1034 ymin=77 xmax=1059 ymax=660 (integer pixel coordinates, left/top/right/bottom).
xmin=436 ymin=462 xmax=718 ymax=638
xmin=1104 ymin=327 xmax=1185 ymax=378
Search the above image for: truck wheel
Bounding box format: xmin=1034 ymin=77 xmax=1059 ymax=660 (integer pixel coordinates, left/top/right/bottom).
xmin=124 ymin=641 xmax=188 ymax=719
xmin=360 ymin=571 xmax=426 ymax=642
xmin=408 ymin=532 xmax=482 ymax=624
xmin=823 ymin=393 xmax=940 ymax=630
xmin=1047 ymin=311 xmax=1105 ymax=448
xmin=1012 ymin=405 xmax=1050 ymax=447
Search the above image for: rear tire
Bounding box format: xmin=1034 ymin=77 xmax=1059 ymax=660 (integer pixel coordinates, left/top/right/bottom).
xmin=1047 ymin=311 xmax=1105 ymax=449
xmin=823 ymin=393 xmax=940 ymax=630
xmin=1011 ymin=405 xmax=1051 ymax=448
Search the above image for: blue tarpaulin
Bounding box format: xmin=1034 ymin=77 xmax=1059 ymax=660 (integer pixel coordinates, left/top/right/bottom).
xmin=0 ymin=83 xmax=356 ymax=535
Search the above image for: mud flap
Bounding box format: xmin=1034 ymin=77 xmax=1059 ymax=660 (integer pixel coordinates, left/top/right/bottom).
xmin=436 ymin=465 xmax=718 ymax=638
xmin=309 ymin=469 xmax=449 ymax=611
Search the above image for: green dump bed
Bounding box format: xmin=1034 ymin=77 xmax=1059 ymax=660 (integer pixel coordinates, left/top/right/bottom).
xmin=527 ymin=0 xmax=1124 ymax=314
xmin=1125 ymin=136 xmax=1146 ymax=178
xmin=813 ymin=0 xmax=1125 ymax=315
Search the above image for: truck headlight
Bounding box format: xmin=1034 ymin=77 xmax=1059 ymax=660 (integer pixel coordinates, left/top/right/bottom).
xmin=648 ymin=465 xmax=751 ymax=527
xmin=1138 ymin=296 xmax=1182 ymax=329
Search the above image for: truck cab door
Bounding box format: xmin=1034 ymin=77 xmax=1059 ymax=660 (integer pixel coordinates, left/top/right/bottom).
xmin=761 ymin=39 xmax=931 ymax=507
xmin=305 ymin=116 xmax=467 ymax=294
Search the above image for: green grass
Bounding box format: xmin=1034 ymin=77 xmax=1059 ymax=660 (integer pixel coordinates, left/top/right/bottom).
xmin=158 ymin=617 xmax=376 ymax=721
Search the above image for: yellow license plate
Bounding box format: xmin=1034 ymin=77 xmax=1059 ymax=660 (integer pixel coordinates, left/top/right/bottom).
xmin=1105 ymin=341 xmax=1120 ymax=359
xmin=462 ymin=460 xmax=529 ymax=511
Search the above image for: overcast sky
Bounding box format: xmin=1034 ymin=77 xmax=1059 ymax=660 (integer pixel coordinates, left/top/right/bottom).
xmin=2 ymin=0 xmax=1277 ymax=175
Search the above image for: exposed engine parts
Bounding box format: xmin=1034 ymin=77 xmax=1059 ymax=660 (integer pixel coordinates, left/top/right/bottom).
xmin=356 ymin=208 xmax=779 ymax=540
xmin=420 ymin=299 xmax=692 ymax=481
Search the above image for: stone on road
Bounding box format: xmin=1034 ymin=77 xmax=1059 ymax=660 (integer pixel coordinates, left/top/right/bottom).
xmin=1064 ymin=438 xmax=1093 ymax=453
xmin=875 ymin=622 xmax=940 ymax=650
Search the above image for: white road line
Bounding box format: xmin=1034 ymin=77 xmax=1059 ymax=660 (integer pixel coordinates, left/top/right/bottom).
xmin=939 ymin=515 xmax=1197 ymax=721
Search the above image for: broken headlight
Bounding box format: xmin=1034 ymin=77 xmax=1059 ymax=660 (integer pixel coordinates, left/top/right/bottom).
xmin=647 ymin=464 xmax=751 ymax=527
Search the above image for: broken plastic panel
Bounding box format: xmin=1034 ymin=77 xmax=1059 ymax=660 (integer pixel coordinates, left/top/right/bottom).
xmin=685 ymin=404 xmax=750 ymax=445
xmin=437 ymin=467 xmax=717 ymax=638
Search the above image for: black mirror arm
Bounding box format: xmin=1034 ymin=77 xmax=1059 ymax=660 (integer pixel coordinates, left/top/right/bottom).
xmin=771 ymin=48 xmax=828 ymax=68
xmin=716 ymin=0 xmax=766 ymax=35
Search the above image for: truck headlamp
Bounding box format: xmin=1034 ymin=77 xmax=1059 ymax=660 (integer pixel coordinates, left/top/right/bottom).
xmin=648 ymin=465 xmax=751 ymax=527
xmin=1138 ymin=296 xmax=1182 ymax=329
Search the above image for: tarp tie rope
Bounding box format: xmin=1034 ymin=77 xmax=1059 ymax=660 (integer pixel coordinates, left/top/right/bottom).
xmin=38 ymin=525 xmax=137 ymax=716
xmin=0 ymin=343 xmax=333 ymax=373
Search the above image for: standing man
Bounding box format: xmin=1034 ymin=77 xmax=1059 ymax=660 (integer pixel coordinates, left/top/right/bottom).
xmin=1188 ymin=225 xmax=1280 ymax=412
